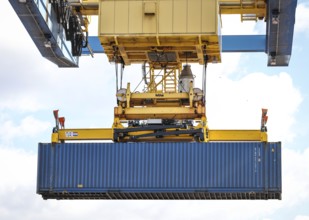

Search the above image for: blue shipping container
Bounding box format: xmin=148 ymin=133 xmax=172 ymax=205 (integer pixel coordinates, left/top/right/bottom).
xmin=37 ymin=142 xmax=281 ymax=200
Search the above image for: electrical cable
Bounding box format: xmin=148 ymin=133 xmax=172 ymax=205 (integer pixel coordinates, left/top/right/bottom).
xmin=142 ymin=62 xmax=148 ymax=85
xmin=115 ymin=61 xmax=119 ymax=93
xmin=120 ymin=62 xmax=124 ymax=89
xmin=202 ymin=55 xmax=208 ymax=105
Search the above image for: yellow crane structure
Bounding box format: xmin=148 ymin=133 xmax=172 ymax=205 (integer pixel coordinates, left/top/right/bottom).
xmin=47 ymin=0 xmax=272 ymax=144
xmin=9 ymin=0 xmax=297 ymax=200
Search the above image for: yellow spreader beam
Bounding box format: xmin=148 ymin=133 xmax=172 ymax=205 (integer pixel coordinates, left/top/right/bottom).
xmin=52 ymin=128 xmax=267 ymax=143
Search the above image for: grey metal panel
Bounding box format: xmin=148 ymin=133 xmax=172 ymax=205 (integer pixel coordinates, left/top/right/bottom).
xmin=266 ymin=0 xmax=297 ymax=66
xmin=9 ymin=0 xmax=78 ymax=67
xmin=37 ymin=142 xmax=282 ymax=200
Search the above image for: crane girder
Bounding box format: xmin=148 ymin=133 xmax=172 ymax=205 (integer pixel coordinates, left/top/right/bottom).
xmin=63 ymin=0 xmax=268 ymax=20
xmin=9 ymin=0 xmax=297 ymax=67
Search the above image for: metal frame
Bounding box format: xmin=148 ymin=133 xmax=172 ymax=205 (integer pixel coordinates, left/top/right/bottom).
xmin=52 ymin=128 xmax=267 ymax=143
xmin=9 ymin=0 xmax=79 ymax=67
xmin=10 ymin=0 xmax=298 ymax=67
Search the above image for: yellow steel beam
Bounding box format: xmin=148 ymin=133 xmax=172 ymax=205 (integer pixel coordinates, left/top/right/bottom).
xmin=154 ymin=69 xmax=174 ymax=92
xmin=130 ymin=92 xmax=189 ymax=100
xmin=71 ymin=0 xmax=99 ymax=15
xmin=207 ymin=130 xmax=267 ymax=142
xmin=73 ymin=9 xmax=98 ymax=16
xmin=54 ymin=128 xmax=113 ymax=143
xmin=128 ymin=101 xmax=185 ymax=108
xmin=220 ymin=8 xmax=265 ymax=15
xmin=115 ymin=106 xmax=205 ymax=120
xmin=70 ymin=0 xmax=99 ymax=7
xmin=52 ymin=128 xmax=267 ymax=143
xmin=119 ymin=106 xmax=202 ymax=114
xmin=52 ymin=128 xmax=199 ymax=143
xmin=119 ymin=46 xmax=130 ymax=65
xmin=80 ymin=0 xmax=99 ymax=4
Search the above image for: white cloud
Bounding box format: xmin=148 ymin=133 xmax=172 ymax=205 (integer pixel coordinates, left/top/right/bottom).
xmin=205 ymin=72 xmax=302 ymax=143
xmin=0 ymin=116 xmax=51 ymax=143
xmin=220 ymin=14 xmax=263 ymax=35
xmin=0 ymin=148 xmax=36 ymax=190
xmin=295 ymin=216 xmax=309 ymax=220
xmin=0 ymin=97 xmax=44 ymax=112
xmin=283 ymin=148 xmax=309 ymax=206
xmin=208 ymin=53 xmax=243 ymax=76
xmin=295 ymin=4 xmax=309 ymax=34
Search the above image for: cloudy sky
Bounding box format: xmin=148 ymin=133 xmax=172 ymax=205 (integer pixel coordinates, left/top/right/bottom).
xmin=1 ymin=0 xmax=309 ymax=219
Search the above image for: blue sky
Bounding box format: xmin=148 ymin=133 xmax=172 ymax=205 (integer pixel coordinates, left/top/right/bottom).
xmin=1 ymin=1 xmax=309 ymax=219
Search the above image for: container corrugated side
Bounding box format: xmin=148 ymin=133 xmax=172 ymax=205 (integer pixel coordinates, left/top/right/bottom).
xmin=37 ymin=142 xmax=281 ymax=200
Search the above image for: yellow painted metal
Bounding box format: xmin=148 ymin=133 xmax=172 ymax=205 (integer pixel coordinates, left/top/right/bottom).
xmin=129 ymin=92 xmax=190 ymax=107
xmin=73 ymin=8 xmax=98 ymax=16
xmin=208 ymin=130 xmax=267 ymax=142
xmin=80 ymin=0 xmax=99 ymax=4
xmin=130 ymin=92 xmax=189 ymax=100
xmin=51 ymin=127 xmax=267 ymax=143
xmin=99 ymin=35 xmax=221 ymax=64
xmin=57 ymin=128 xmax=113 ymax=141
xmin=70 ymin=0 xmax=100 ymax=15
xmin=123 ymin=107 xmax=202 ymax=115
xmin=120 ymin=129 xmax=200 ymax=142
xmin=147 ymin=67 xmax=156 ymax=92
xmin=51 ymin=133 xmax=59 ymax=143
xmin=219 ymin=0 xmax=266 ymax=21
xmin=99 ymin=0 xmax=218 ymax=35
xmin=126 ymin=83 xmax=131 ymax=108
xmin=163 ymin=67 xmax=177 ymax=93
xmin=112 ymin=117 xmax=124 ymax=129
xmin=115 ymin=106 xmax=205 ymax=120
xmin=98 ymin=0 xmax=221 ymax=65
xmin=53 ymin=128 xmax=201 ymax=142
xmin=67 ymin=0 xmax=267 ymax=18
xmin=189 ymin=83 xmax=194 ymax=108
xmin=146 ymin=65 xmax=179 ymax=93
xmin=220 ymin=8 xmax=265 ymax=15
xmin=48 ymin=0 xmax=270 ymax=144
xmin=116 ymin=80 xmax=203 ymax=119
xmin=260 ymin=132 xmax=268 ymax=142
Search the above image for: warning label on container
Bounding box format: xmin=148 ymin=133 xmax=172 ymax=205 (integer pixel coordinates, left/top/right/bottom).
xmin=65 ymin=131 xmax=78 ymax=138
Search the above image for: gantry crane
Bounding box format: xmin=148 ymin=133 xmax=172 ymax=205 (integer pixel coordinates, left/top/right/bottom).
xmin=9 ymin=0 xmax=297 ymax=200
